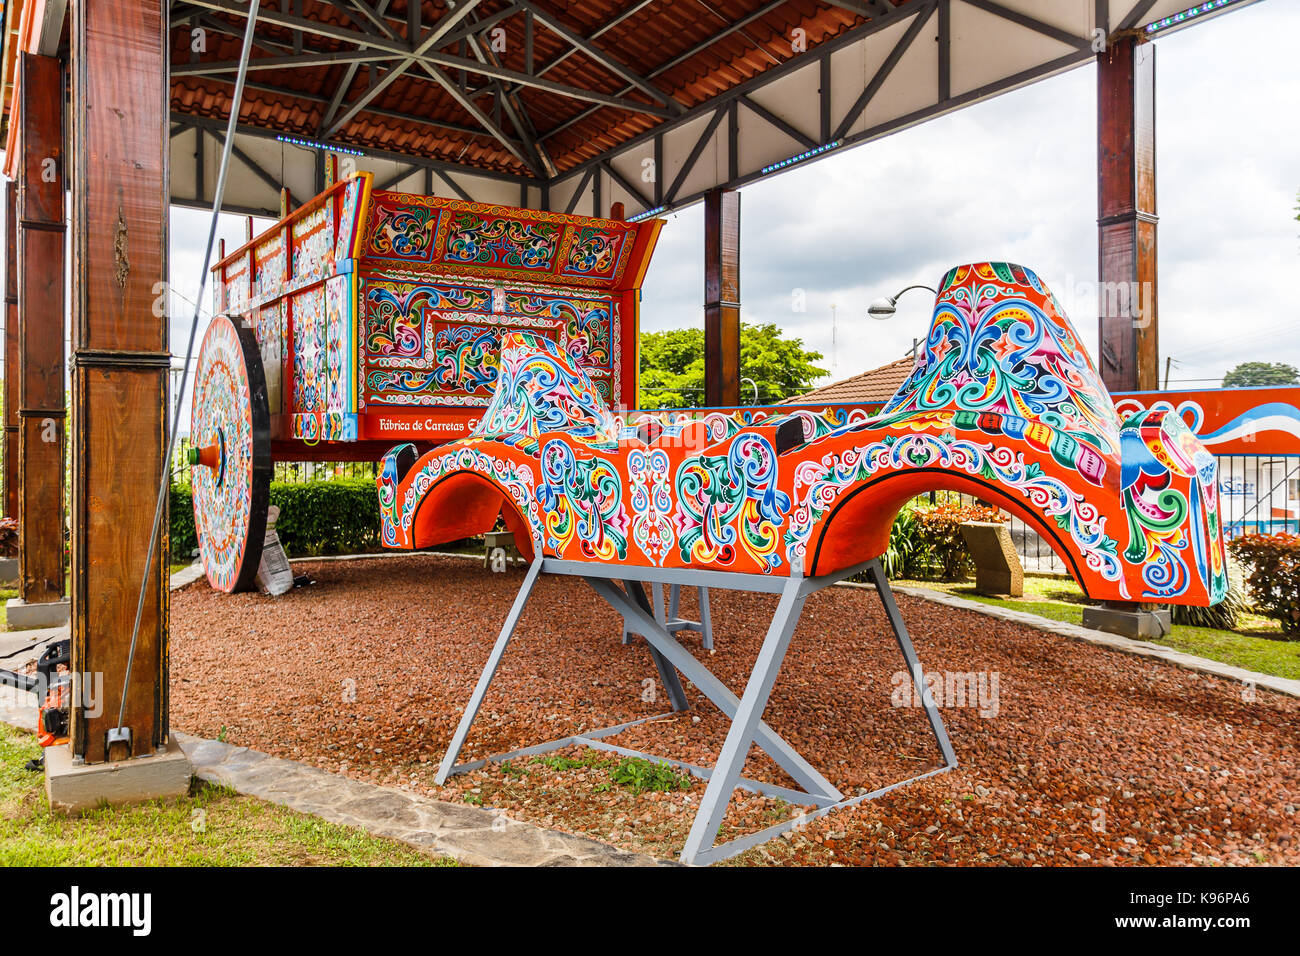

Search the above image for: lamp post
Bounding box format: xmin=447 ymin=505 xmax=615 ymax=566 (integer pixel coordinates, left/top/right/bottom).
xmin=867 ymin=284 xmax=937 ymax=319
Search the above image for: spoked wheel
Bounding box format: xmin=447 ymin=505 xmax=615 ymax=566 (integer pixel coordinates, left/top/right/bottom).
xmin=190 ymin=314 xmax=271 ymax=593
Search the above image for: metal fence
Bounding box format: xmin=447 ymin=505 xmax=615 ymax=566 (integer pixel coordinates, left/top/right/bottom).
xmin=171 ymin=438 xmax=379 ymax=487
xmin=1006 ymin=453 xmax=1300 ymax=574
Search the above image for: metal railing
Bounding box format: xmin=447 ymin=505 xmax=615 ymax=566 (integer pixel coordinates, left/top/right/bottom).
xmin=1005 ymin=453 xmax=1300 ymax=574
xmin=170 ymin=438 xmax=379 ymax=486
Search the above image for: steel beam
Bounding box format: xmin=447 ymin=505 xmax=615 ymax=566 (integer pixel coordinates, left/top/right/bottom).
xmin=518 ymin=1 xmax=683 ymax=112
xmin=323 ymin=0 xmax=483 ymax=138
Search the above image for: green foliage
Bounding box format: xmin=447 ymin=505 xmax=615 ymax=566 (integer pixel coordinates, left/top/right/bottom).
xmin=1228 ymin=533 xmax=1300 ymax=636
xmin=638 ymin=323 xmax=826 ymax=409
xmin=1221 ymin=362 xmax=1299 ymax=388
xmin=600 ymin=758 xmax=693 ymax=795
xmin=880 ymin=503 xmax=1006 ymax=581
xmin=170 ymin=485 xmax=199 ymax=559
xmin=269 ymin=478 xmax=379 ymax=556
xmin=170 ymin=477 xmax=381 ymax=560
xmin=882 ymin=507 xmax=923 ymax=578
xmin=1170 ymin=565 xmax=1247 ymax=630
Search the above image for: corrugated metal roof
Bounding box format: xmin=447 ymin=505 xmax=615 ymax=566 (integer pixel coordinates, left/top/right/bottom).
xmin=167 ymin=0 xmax=902 ymax=178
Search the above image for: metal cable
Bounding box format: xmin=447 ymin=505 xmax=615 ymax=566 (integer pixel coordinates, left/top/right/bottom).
xmin=114 ymin=0 xmax=263 ymax=740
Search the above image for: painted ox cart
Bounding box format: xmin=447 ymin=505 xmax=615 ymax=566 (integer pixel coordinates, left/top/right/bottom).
xmin=375 ymin=261 xmax=1228 ymax=864
xmin=189 ymin=172 xmax=662 ymax=591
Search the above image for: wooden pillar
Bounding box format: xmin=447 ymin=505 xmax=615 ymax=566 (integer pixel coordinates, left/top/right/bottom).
xmin=3 ymin=182 xmax=18 ymax=520
xmin=704 ymin=188 xmax=740 ymax=408
xmin=16 ymin=53 xmax=66 ymax=606
xmin=69 ymin=0 xmax=170 ymax=763
xmin=1097 ymin=34 xmax=1158 ymax=393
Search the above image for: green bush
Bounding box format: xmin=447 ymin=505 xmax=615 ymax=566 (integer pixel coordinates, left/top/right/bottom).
xmin=170 ymin=478 xmax=380 ymax=560
xmin=269 ymin=478 xmax=380 ymax=556
xmin=883 ymin=507 xmax=923 ymax=578
xmin=1228 ymin=533 xmax=1300 ymax=636
xmin=1170 ymin=561 xmax=1247 ymax=630
xmin=170 ymin=485 xmax=198 ymax=559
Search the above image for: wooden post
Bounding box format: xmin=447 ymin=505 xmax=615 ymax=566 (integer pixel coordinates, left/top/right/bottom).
xmin=704 ymin=188 xmax=740 ymax=408
xmin=3 ymin=182 xmax=18 ymax=520
xmin=1097 ymin=34 xmax=1158 ymax=393
xmin=69 ymin=0 xmax=170 ymax=763
xmin=16 ymin=53 xmax=66 ymax=608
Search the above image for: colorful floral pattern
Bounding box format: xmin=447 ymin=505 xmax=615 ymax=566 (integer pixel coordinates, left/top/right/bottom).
xmin=445 ymin=211 xmax=558 ymax=271
xmin=191 ymin=316 xmax=262 ymax=592
xmin=368 ymin=195 xmax=441 ymax=263
xmin=379 ymin=262 xmax=1227 ymax=608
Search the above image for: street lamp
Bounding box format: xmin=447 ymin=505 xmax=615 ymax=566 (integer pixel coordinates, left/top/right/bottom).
xmin=867 ymin=283 xmax=937 ymax=320
xmin=740 ymin=376 xmax=760 ymax=404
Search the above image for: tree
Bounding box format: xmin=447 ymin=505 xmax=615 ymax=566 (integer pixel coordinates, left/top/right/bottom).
xmin=638 ymin=323 xmax=826 ymax=409
xmin=1222 ymin=361 xmax=1300 ymax=388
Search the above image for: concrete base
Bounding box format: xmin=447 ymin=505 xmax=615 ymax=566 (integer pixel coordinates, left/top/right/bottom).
xmin=0 ymin=557 xmax=17 ymax=586
xmin=1082 ymin=604 xmax=1171 ymax=640
xmin=960 ymin=521 xmax=1024 ymax=597
xmin=45 ymin=738 xmax=192 ymax=813
xmin=6 ymin=596 xmax=70 ymax=630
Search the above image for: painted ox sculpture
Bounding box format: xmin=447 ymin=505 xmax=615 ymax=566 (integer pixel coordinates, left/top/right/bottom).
xmin=376 ymin=261 xmax=1227 ymax=607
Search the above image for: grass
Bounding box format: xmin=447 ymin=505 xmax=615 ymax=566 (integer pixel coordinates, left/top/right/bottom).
xmin=0 ymin=723 xmax=457 ymax=866
xmin=530 ymin=750 xmax=693 ymax=795
xmin=894 ymin=574 xmax=1300 ymax=681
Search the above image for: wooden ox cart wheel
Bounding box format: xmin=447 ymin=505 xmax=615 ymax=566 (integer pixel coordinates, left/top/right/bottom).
xmin=189 ymin=314 xmax=271 ymax=593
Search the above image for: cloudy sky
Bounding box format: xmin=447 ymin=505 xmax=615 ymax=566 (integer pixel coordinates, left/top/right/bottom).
xmin=156 ymin=0 xmax=1298 ymax=407
xmin=636 ymin=0 xmax=1300 ymax=392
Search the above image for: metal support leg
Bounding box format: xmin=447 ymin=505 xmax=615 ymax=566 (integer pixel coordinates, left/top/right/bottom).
xmin=435 ymin=558 xmax=543 ymax=784
xmin=698 ymin=587 xmax=713 ymax=649
xmin=588 ymin=576 xmax=840 ymax=804
xmin=868 ymin=561 xmax=956 ymax=768
xmin=622 ymin=580 xmax=690 ymax=712
xmin=680 ymin=576 xmax=807 ymax=863
xmin=622 ymin=581 xmax=665 ymax=644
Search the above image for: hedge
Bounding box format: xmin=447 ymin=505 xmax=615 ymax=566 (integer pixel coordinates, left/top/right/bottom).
xmin=170 ymin=478 xmax=381 ymax=560
xmin=1228 ymin=532 xmax=1300 ymax=636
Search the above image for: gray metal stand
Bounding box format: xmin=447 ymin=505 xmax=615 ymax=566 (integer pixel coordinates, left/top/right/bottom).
xmin=622 ymin=582 xmax=713 ymax=649
xmin=436 ymin=556 xmax=957 ymax=865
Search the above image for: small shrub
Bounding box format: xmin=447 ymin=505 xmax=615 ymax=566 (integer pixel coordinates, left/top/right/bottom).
xmin=601 ymin=758 xmax=692 ymax=795
xmin=170 ymin=478 xmax=381 ymax=560
xmin=912 ymin=503 xmax=1006 ymax=581
xmin=1228 ymin=533 xmax=1300 ymax=636
xmin=883 ymin=507 xmax=923 ymax=578
xmin=1170 ymin=561 xmax=1247 ymax=630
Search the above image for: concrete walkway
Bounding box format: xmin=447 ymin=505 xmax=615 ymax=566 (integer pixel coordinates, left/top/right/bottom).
xmin=176 ymin=733 xmax=662 ymax=867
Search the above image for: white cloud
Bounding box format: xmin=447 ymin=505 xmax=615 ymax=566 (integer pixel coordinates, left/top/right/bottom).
xmin=641 ymin=0 xmax=1300 ymax=392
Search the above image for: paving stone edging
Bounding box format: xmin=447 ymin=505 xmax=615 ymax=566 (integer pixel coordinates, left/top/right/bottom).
xmin=175 ymin=733 xmax=663 ymax=867
xmin=873 ymin=582 xmax=1300 ymax=700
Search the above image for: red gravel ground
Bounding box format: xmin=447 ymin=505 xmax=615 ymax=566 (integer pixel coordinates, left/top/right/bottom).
xmin=171 ymin=553 xmax=1299 ymax=866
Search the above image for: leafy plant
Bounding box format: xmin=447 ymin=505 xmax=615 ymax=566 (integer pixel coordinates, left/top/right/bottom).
xmin=171 ymin=477 xmax=382 ymax=559
xmin=911 ymin=503 xmax=1006 ymax=581
xmin=1170 ymin=561 xmax=1247 ymax=630
xmin=605 ymin=758 xmax=692 ymax=795
xmin=883 ymin=507 xmax=924 ymax=578
xmin=1228 ymin=533 xmax=1300 ymax=636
